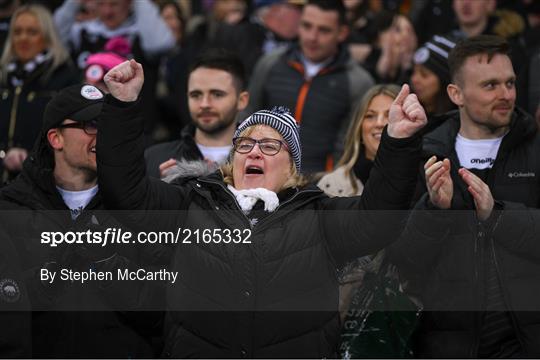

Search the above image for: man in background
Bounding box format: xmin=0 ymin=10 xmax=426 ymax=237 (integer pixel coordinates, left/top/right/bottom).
xmin=245 ymin=0 xmax=374 ymax=173
xmin=145 ymin=49 xmax=248 ymax=179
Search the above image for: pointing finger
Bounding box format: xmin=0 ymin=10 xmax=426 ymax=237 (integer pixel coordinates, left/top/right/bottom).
xmin=393 ymin=84 xmax=410 ymax=106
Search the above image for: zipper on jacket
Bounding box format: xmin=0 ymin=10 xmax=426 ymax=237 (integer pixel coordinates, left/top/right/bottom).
xmin=471 ymin=220 xmax=486 ymax=357
xmin=288 ymin=60 xmax=331 ymax=124
xmin=7 ymin=86 xmax=22 ymax=148
xmin=488 ymin=217 xmax=526 ymax=350
xmin=295 ymin=81 xmax=311 ymax=124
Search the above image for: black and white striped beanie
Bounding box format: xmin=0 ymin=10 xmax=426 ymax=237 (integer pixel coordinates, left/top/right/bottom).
xmin=235 ymin=106 xmax=301 ymax=171
xmin=414 ymin=35 xmax=456 ymax=85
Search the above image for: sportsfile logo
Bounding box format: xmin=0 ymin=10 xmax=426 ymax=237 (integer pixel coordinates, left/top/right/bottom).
xmin=508 ymin=172 xmax=535 ymax=178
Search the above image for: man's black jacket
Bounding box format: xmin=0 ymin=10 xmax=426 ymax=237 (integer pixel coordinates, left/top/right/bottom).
xmin=390 ymin=108 xmax=540 ymax=357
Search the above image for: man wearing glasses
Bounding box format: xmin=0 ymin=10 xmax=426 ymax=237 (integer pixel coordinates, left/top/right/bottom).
xmin=40 ymin=84 xmax=102 ymax=218
xmin=0 ymin=83 xmax=103 ymax=218
xmin=0 ymin=84 xmax=155 ymax=358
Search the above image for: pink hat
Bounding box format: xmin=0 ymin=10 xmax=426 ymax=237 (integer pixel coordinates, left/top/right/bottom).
xmin=85 ymin=52 xmax=126 ymax=83
xmin=84 ymin=36 xmax=131 ymax=83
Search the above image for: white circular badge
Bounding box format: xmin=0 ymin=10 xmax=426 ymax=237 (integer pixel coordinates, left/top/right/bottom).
xmin=81 ymin=85 xmax=104 ymax=100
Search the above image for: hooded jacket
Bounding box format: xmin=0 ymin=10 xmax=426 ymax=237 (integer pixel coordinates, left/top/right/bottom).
xmin=97 ymin=95 xmax=422 ymax=358
xmin=390 ymin=108 xmax=540 ymax=358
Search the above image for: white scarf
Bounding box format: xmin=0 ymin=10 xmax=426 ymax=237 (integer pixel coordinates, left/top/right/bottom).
xmin=227 ymin=185 xmax=279 ymax=214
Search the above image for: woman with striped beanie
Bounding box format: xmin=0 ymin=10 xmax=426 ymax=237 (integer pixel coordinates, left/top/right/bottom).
xmin=98 ymin=60 xmax=428 ymax=358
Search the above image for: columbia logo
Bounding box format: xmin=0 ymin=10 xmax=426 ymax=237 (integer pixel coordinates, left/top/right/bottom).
xmin=508 ymin=172 xmax=535 ymax=178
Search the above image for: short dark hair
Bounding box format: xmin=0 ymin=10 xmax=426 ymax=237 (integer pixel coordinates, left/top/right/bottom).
xmin=189 ymin=48 xmax=247 ymax=91
xmin=448 ymin=35 xmax=511 ymax=84
xmin=306 ymin=0 xmax=347 ymax=25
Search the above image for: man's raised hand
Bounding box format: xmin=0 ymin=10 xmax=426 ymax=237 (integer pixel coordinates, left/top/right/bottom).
xmin=387 ymin=84 xmax=427 ymax=138
xmin=103 ymin=59 xmax=144 ymax=102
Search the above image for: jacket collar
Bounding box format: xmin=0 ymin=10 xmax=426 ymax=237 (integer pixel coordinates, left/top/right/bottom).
xmin=422 ymin=107 xmax=536 ymax=159
xmin=178 ymin=123 xmax=204 ymax=159
xmin=180 ymin=122 xmax=197 ymax=141
xmin=196 ymin=171 xmax=324 ymax=210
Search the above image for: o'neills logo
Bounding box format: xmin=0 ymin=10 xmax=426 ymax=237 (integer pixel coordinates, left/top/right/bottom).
xmin=471 ymin=158 xmax=495 ymax=165
xmin=0 ymin=278 xmax=20 ymax=303
xmin=508 ymin=172 xmax=535 ymax=178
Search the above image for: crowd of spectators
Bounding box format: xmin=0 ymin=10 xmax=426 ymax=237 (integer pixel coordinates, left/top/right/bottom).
xmin=1 ymin=0 xmax=540 ymax=358
xmin=0 ymin=0 xmax=538 ymax=181
xmin=0 ymin=0 xmax=540 ymax=182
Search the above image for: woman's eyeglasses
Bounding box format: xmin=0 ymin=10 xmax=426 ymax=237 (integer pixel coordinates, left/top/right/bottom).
xmin=57 ymin=120 xmax=98 ymax=135
xmin=233 ymin=137 xmax=289 ymax=156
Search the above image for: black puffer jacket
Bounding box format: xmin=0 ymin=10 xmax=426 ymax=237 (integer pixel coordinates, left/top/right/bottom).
xmin=97 ymin=95 xmax=422 ymax=358
xmin=391 ymin=108 xmax=540 ymax=358
xmin=0 ymin=144 xmax=156 ymax=358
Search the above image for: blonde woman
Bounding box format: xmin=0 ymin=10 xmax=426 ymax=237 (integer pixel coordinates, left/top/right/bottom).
xmin=0 ymin=4 xmax=78 ymax=182
xmin=318 ymin=84 xmax=400 ymax=197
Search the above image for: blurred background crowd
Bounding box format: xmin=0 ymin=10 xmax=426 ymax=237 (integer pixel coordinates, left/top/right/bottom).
xmin=0 ymin=0 xmax=539 ymax=182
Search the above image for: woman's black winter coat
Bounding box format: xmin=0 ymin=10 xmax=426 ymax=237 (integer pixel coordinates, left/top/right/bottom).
xmin=97 ymin=95 xmax=422 ymax=358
